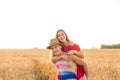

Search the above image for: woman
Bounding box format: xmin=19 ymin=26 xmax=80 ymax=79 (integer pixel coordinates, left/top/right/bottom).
xmin=55 ymin=29 xmax=88 ymax=80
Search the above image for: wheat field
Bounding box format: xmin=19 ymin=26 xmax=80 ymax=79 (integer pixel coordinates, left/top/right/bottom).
xmin=0 ymin=49 xmax=119 ymax=80
xmin=83 ymin=49 xmax=120 ymax=80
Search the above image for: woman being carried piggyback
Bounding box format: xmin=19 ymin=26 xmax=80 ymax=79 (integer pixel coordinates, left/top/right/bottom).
xmin=55 ymin=29 xmax=88 ymax=80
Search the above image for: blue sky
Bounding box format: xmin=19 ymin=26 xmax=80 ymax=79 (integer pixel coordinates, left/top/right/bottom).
xmin=0 ymin=0 xmax=120 ymax=49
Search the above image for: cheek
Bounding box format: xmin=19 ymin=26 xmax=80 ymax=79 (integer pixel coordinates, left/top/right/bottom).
xmin=58 ymin=37 xmax=61 ymax=40
xmin=63 ymin=34 xmax=66 ymax=39
xmin=52 ymin=49 xmax=55 ymax=52
xmin=52 ymin=49 xmax=57 ymax=53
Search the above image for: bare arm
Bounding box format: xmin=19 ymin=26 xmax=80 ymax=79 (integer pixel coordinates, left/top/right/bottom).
xmin=74 ymin=50 xmax=84 ymax=58
xmin=67 ymin=42 xmax=85 ymax=58
xmin=67 ymin=50 xmax=85 ymax=58
xmin=51 ymin=55 xmax=62 ymax=63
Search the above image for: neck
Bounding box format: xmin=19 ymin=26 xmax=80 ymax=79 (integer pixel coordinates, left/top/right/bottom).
xmin=63 ymin=41 xmax=70 ymax=46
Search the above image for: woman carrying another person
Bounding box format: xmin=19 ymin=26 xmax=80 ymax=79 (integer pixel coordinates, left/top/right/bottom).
xmin=47 ymin=38 xmax=78 ymax=80
xmin=55 ymin=29 xmax=88 ymax=80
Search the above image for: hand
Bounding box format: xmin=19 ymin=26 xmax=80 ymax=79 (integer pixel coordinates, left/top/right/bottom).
xmin=69 ymin=50 xmax=77 ymax=53
xmin=61 ymin=54 xmax=69 ymax=60
xmin=66 ymin=50 xmax=76 ymax=55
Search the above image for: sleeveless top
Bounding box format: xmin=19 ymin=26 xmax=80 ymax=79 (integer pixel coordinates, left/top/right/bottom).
xmin=55 ymin=59 xmax=76 ymax=73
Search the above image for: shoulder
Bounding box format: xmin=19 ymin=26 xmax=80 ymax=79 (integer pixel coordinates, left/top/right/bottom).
xmin=70 ymin=41 xmax=80 ymax=47
xmin=69 ymin=41 xmax=81 ymax=51
xmin=69 ymin=41 xmax=75 ymax=46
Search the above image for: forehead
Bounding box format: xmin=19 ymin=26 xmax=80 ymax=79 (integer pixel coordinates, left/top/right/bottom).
xmin=57 ymin=30 xmax=65 ymax=35
xmin=58 ymin=30 xmax=64 ymax=33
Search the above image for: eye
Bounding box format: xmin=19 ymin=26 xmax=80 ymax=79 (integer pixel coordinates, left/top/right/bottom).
xmin=58 ymin=34 xmax=61 ymax=37
xmin=55 ymin=46 xmax=58 ymax=48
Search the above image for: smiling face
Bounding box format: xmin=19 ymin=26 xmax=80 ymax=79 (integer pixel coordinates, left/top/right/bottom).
xmin=56 ymin=29 xmax=70 ymax=43
xmin=50 ymin=44 xmax=62 ymax=56
xmin=57 ymin=30 xmax=67 ymax=43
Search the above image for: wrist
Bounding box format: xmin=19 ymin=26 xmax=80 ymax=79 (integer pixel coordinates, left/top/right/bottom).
xmin=73 ymin=52 xmax=75 ymax=55
xmin=54 ymin=55 xmax=61 ymax=56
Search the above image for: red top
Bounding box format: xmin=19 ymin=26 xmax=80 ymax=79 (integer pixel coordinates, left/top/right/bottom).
xmin=63 ymin=44 xmax=81 ymax=52
xmin=63 ymin=44 xmax=84 ymax=80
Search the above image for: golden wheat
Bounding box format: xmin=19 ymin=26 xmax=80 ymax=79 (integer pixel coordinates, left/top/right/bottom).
xmin=83 ymin=49 xmax=120 ymax=80
xmin=0 ymin=49 xmax=119 ymax=80
xmin=0 ymin=49 xmax=58 ymax=80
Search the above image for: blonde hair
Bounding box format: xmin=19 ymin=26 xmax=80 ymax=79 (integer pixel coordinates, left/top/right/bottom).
xmin=55 ymin=29 xmax=70 ymax=43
